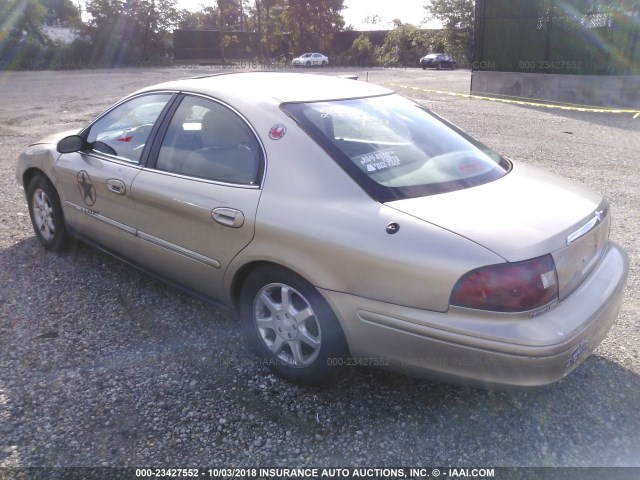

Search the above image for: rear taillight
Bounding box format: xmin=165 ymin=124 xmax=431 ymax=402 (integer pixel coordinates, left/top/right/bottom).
xmin=450 ymin=255 xmax=558 ymax=312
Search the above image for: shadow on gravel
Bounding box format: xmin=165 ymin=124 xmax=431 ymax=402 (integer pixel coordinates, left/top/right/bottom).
xmin=289 ymin=355 xmax=640 ymax=466
xmin=1 ymin=237 xmax=639 ymax=467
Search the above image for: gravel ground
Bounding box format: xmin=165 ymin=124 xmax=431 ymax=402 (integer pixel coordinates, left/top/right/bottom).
xmin=0 ymin=66 xmax=639 ymax=468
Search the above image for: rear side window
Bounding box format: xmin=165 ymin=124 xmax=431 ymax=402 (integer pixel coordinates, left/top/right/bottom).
xmin=283 ymin=94 xmax=509 ymax=201
xmin=155 ymin=95 xmax=262 ymax=185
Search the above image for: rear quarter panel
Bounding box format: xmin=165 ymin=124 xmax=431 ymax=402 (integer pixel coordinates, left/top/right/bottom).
xmin=225 ymin=111 xmax=504 ymax=312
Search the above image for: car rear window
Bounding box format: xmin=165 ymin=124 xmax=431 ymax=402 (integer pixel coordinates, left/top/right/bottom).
xmin=283 ymin=94 xmax=510 ymax=202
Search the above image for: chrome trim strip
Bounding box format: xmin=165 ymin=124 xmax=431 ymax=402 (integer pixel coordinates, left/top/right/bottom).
xmin=81 ymin=151 xmax=145 ymax=167
xmin=566 ymin=209 xmax=605 ymax=245
xmin=140 ymin=167 xmax=261 ymax=189
xmin=138 ymin=231 xmax=221 ymax=268
xmin=66 ymin=201 xmax=219 ymax=268
xmin=65 ymin=201 xmax=136 ymax=235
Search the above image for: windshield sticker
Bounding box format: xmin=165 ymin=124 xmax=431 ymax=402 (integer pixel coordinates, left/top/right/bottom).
xmin=359 ymin=151 xmax=401 ymax=172
xmin=269 ymin=124 xmax=286 ymax=140
xmin=458 ymin=159 xmax=487 ymax=174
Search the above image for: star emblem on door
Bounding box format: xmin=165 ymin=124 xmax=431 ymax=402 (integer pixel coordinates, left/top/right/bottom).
xmin=77 ymin=170 xmax=97 ymax=206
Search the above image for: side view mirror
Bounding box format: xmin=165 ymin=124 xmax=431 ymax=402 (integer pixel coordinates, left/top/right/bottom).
xmin=57 ymin=135 xmax=84 ymax=154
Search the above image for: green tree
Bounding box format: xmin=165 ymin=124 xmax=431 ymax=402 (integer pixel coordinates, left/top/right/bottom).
xmin=251 ymin=0 xmax=286 ymax=59
xmin=216 ymin=0 xmax=241 ymax=59
xmin=376 ymin=20 xmax=434 ymax=67
xmin=216 ymin=0 xmax=242 ymax=29
xmin=0 ymin=0 xmax=49 ymax=64
xmin=346 ymin=33 xmax=375 ymax=66
xmin=424 ymin=0 xmax=474 ymax=65
xmin=284 ymin=0 xmax=344 ymax=53
xmin=259 ymin=0 xmax=287 ymax=59
xmin=41 ymin=0 xmax=81 ymax=26
xmin=177 ymin=6 xmax=220 ymax=29
xmin=85 ymin=0 xmax=177 ymax=65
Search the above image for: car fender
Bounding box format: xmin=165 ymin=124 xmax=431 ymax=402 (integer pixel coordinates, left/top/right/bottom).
xmin=16 ymin=129 xmax=79 ymax=189
xmin=17 ymin=144 xmax=61 ymax=191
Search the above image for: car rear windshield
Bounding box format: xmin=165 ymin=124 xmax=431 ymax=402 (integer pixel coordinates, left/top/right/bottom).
xmin=283 ymin=94 xmax=510 ymax=202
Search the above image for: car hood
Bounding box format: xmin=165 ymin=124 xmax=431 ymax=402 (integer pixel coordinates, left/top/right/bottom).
xmin=385 ymin=162 xmax=604 ymax=262
xmin=30 ymin=129 xmax=81 ymax=147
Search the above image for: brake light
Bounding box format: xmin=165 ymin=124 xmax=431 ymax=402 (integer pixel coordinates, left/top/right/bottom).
xmin=450 ymin=255 xmax=558 ymax=312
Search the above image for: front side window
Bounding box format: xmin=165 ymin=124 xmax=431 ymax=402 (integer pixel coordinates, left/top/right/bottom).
xmin=155 ymin=95 xmax=262 ymax=185
xmin=85 ymin=94 xmax=172 ymax=164
xmin=283 ymin=94 xmax=510 ymax=201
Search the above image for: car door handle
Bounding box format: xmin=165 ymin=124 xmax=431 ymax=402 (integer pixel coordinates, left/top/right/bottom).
xmin=106 ymin=179 xmax=126 ymax=195
xmin=212 ymin=208 xmax=245 ymax=228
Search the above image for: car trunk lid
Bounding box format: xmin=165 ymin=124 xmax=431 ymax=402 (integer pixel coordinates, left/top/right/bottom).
xmin=385 ymin=162 xmax=609 ymax=301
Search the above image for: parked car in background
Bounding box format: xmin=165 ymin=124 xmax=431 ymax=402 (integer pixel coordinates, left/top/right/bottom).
xmin=420 ymin=53 xmax=456 ymax=70
xmin=292 ymin=52 xmax=329 ymax=67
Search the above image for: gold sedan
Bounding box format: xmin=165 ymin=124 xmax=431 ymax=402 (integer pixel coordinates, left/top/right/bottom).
xmin=17 ymin=72 xmax=629 ymax=388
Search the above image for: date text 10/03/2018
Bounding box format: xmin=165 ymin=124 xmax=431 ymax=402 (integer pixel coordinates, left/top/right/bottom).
xmin=135 ymin=467 xmax=496 ymax=479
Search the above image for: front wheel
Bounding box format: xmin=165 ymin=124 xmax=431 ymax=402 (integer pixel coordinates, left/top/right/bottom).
xmin=240 ymin=266 xmax=349 ymax=385
xmin=26 ymin=174 xmax=71 ymax=251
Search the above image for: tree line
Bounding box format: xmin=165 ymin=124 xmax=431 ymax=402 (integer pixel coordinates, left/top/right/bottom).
xmin=0 ymin=0 xmax=475 ymax=69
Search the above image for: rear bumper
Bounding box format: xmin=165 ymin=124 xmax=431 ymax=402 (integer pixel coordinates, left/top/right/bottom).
xmin=320 ymin=242 xmax=628 ymax=389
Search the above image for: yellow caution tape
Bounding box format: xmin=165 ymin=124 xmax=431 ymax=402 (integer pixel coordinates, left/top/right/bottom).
xmin=385 ymin=82 xmax=640 ymax=116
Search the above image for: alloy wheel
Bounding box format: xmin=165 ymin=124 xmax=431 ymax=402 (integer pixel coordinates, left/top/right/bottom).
xmin=253 ymin=283 xmax=322 ymax=367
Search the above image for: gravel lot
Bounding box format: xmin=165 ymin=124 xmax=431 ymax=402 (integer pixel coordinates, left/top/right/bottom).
xmin=1 ymin=66 xmax=639 ymax=469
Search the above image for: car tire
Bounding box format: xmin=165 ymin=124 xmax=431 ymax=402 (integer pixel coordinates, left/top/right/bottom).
xmin=306 ymin=61 xmax=311 ymax=67
xmin=421 ymin=64 xmax=426 ymax=70
xmin=26 ymin=174 xmax=71 ymax=251
xmin=321 ymin=61 xmax=327 ymax=66
xmin=240 ymin=265 xmax=350 ymax=385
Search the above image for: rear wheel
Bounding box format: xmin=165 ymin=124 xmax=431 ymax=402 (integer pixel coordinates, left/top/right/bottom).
xmin=321 ymin=61 xmax=327 ymax=66
xmin=26 ymin=174 xmax=71 ymax=251
xmin=240 ymin=265 xmax=349 ymax=385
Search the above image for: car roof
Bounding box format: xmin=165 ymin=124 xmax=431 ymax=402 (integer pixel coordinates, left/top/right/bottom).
xmin=134 ymin=71 xmax=391 ymax=104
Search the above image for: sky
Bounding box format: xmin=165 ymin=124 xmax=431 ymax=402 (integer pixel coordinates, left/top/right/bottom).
xmin=175 ymin=0 xmax=439 ymax=30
